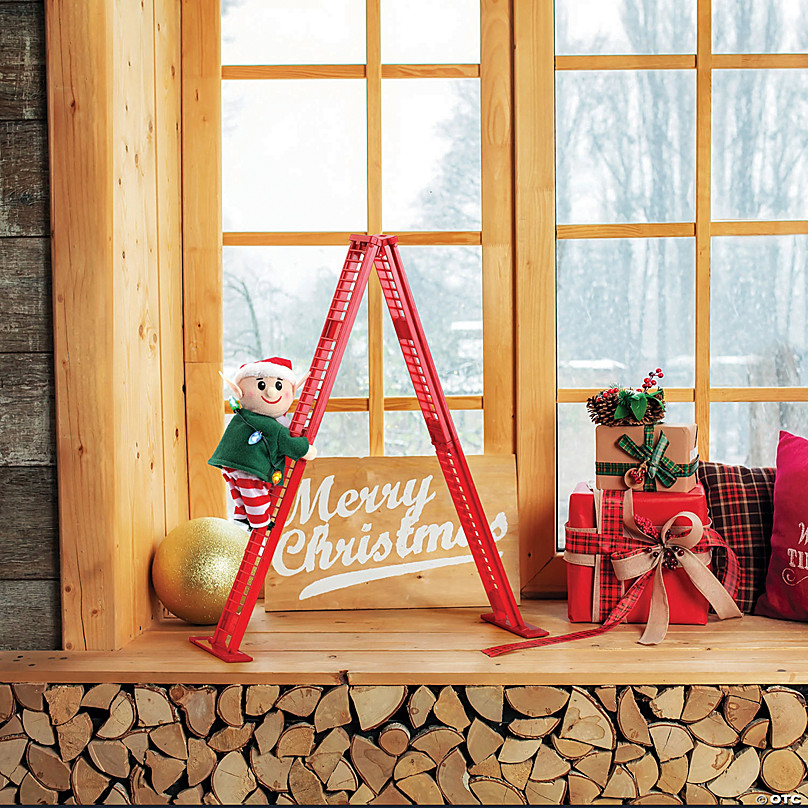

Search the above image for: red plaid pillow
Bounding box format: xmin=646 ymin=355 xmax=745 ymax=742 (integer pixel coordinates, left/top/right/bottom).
xmin=698 ymin=461 xmax=775 ymax=612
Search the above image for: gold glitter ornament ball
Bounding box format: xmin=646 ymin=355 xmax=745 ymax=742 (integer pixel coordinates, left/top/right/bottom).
xmin=151 ymin=517 xmax=249 ymax=625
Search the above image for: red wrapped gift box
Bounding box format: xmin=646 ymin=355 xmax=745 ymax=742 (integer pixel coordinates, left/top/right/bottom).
xmin=482 ymin=483 xmax=742 ymax=657
xmin=566 ymin=482 xmax=711 ymax=625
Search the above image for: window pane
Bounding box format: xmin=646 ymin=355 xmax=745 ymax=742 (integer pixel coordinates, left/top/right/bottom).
xmin=557 ymin=239 xmax=695 ymax=388
xmin=222 ymin=81 xmax=367 ymax=231
xmin=556 ymin=0 xmax=696 ymax=55
xmin=557 ymin=401 xmax=695 ymax=550
xmin=317 ymin=412 xmax=370 ymax=457
xmin=383 ymin=246 xmax=482 ymax=397
xmin=711 ymin=236 xmax=807 ymax=387
xmin=223 ymin=246 xmax=369 ymax=397
xmin=712 ymin=70 xmax=808 ymax=221
xmin=557 ymin=403 xmax=594 ymax=551
xmin=382 ymin=79 xmax=481 ymax=231
xmin=713 ymin=0 xmax=808 ymax=53
xmin=385 ymin=410 xmax=483 ymax=456
xmin=381 ymin=0 xmax=480 ymax=64
xmin=556 ymin=71 xmax=695 ymax=224
xmin=710 ymin=402 xmax=807 ymax=466
xmin=221 ymin=0 xmax=365 ymax=65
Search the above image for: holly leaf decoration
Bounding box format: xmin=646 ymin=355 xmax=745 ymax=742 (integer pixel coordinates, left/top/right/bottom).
xmin=630 ymin=395 xmax=648 ymax=421
xmin=614 ymin=402 xmax=631 ymax=420
xmin=614 ymin=389 xmax=633 ymax=421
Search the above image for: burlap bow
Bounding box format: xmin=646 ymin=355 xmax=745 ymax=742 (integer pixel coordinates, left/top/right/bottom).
xmin=611 ymin=495 xmax=742 ymax=645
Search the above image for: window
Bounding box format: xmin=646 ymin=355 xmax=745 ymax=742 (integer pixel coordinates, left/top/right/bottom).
xmin=46 ymin=0 xmax=808 ymax=652
xmin=552 ymin=0 xmax=808 ymax=548
xmin=184 ymin=0 xmax=808 ymax=595
xmin=214 ymin=0 xmax=509 ymax=461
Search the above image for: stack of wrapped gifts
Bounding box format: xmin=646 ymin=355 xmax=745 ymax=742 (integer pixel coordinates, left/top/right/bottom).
xmin=564 ymin=370 xmax=742 ymax=645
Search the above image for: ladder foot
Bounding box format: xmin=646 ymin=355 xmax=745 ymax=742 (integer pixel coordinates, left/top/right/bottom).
xmin=480 ymin=613 xmax=550 ymax=639
xmin=189 ymin=635 xmax=254 ymax=663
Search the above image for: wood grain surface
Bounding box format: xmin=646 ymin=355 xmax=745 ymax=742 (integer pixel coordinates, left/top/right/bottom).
xmin=0 ymin=466 xmax=58 ymax=579
xmin=0 ymin=238 xmax=51 ymax=352
xmin=0 ymin=120 xmax=48 ymax=236
xmin=0 ymin=0 xmax=58 ymax=653
xmin=0 ymin=580 xmax=60 ymax=650
xmin=0 ymin=353 xmax=55 ymax=466
xmin=0 ymin=3 xmax=46 ymax=119
xmin=3 ymin=601 xmax=808 ymax=686
xmin=263 ymin=455 xmax=520 ymax=611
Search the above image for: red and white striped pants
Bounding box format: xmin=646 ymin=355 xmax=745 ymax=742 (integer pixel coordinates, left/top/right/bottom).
xmin=221 ymin=467 xmax=275 ymax=529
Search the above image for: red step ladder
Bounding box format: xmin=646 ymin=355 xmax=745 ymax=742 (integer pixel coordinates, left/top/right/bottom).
xmin=190 ymin=235 xmax=547 ymax=662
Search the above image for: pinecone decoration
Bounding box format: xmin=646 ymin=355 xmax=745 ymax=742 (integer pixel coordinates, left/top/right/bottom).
xmin=586 ymin=369 xmax=667 ymax=426
xmin=586 ymin=388 xmax=621 ymax=424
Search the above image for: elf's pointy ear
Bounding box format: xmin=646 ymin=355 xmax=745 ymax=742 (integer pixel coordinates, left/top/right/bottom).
xmin=294 ymin=370 xmax=310 ymax=393
xmin=219 ymin=371 xmax=243 ymax=400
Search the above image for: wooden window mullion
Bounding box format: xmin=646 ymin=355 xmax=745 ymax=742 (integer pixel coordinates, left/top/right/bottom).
xmin=695 ymin=0 xmax=712 ymax=460
xmin=366 ymin=0 xmax=385 ymax=456
xmin=481 ymin=0 xmax=516 ymax=455
xmin=514 ymin=0 xmax=561 ymax=593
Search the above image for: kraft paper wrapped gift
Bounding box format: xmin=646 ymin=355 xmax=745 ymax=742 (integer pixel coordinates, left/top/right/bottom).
xmin=595 ymin=423 xmax=699 ymax=493
xmin=565 ymin=482 xmax=716 ymax=626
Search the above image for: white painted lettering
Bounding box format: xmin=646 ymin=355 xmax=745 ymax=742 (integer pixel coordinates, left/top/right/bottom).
xmin=359 ymin=485 xmax=383 ymax=513
xmin=273 ymin=529 xmax=308 ymax=576
xmin=396 ymin=513 xmax=420 ymax=557
xmin=370 ymin=531 xmax=392 ymax=562
xmin=304 ymin=525 xmax=334 ymax=572
xmin=288 ymin=475 xmax=337 ymax=524
xmin=417 ymin=521 xmax=454 ymax=554
xmin=336 ymin=488 xmax=361 ymax=518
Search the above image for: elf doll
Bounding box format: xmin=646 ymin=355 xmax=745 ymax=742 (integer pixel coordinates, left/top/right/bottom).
xmin=209 ymin=357 xmax=317 ymax=530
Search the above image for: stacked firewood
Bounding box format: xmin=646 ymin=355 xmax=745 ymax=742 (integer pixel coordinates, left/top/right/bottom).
xmin=1 ymin=682 xmax=808 ymax=804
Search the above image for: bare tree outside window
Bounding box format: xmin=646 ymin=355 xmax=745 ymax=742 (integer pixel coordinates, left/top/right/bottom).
xmin=220 ymin=5 xmax=484 ymax=458
xmin=555 ymin=0 xmax=807 ymax=476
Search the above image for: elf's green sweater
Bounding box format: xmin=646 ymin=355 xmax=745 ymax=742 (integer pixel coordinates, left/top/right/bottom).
xmin=208 ymin=409 xmax=310 ymax=483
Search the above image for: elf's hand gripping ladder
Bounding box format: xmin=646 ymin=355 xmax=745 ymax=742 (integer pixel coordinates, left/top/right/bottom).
xmin=190 ymin=235 xmax=547 ymax=662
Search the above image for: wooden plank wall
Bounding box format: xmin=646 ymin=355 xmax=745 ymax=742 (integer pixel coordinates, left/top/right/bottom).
xmin=0 ymin=0 xmax=61 ymax=649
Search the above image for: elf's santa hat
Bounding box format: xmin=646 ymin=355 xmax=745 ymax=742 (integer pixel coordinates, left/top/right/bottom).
xmin=233 ymin=356 xmax=298 ymax=386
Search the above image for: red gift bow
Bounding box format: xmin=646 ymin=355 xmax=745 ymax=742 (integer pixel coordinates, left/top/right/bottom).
xmin=483 ymin=493 xmax=742 ymax=657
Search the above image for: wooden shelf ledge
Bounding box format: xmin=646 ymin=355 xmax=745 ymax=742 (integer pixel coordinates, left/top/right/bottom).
xmin=1 ymin=601 xmax=806 ymax=686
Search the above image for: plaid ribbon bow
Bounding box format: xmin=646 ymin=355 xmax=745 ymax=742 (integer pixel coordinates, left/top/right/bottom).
xmin=482 ymin=489 xmax=742 ymax=658
xmin=596 ymin=425 xmax=698 ymax=491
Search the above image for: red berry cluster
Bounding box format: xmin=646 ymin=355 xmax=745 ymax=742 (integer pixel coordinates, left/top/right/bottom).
xmin=634 ymin=515 xmax=660 ymax=541
xmin=641 ymin=368 xmax=664 ymax=391
xmin=597 ymin=386 xmax=618 ymax=400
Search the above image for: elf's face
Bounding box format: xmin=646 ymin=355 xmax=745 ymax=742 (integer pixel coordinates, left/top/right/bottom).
xmin=239 ymin=376 xmax=295 ymax=418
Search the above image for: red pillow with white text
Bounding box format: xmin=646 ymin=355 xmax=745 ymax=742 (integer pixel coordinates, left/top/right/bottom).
xmin=754 ymin=431 xmax=808 ymax=620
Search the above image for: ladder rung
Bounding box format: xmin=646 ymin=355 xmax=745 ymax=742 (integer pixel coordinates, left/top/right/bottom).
xmin=323 ymin=321 xmax=342 ymax=340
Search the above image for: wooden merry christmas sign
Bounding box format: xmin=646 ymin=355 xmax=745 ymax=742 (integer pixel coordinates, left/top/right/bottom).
xmin=264 ymin=455 xmax=520 ymax=611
